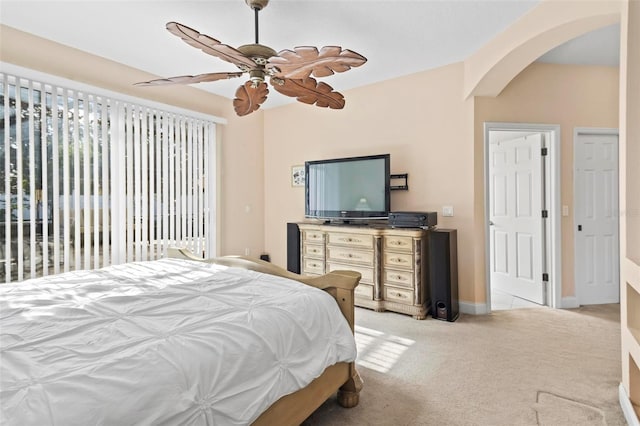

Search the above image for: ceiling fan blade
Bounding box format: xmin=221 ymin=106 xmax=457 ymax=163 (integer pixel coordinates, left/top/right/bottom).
xmin=271 ymin=77 xmax=345 ymax=109
xmin=267 ymin=46 xmax=367 ymax=80
xmin=233 ymin=81 xmax=269 ymax=116
xmin=134 ymin=72 xmax=244 ymax=86
xmin=166 ymin=22 xmax=256 ymax=70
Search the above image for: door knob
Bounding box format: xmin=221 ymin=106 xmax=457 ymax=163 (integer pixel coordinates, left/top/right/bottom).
xmin=489 ymin=221 xmax=494 ymax=226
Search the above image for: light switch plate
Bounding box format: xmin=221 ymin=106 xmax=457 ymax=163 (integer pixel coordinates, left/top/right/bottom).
xmin=442 ymin=206 xmax=454 ymax=217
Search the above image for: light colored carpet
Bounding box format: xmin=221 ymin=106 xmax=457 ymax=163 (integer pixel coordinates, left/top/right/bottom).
xmin=302 ymin=304 xmax=626 ymax=426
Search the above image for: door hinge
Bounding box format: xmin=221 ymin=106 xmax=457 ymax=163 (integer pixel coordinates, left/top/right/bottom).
xmin=542 ymin=210 xmax=548 ymax=218
xmin=542 ymin=273 xmax=549 ymax=282
xmin=541 ymin=147 xmax=548 ymax=156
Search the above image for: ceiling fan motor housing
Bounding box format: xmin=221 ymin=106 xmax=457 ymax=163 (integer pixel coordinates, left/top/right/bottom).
xmin=237 ymin=44 xmax=277 ymax=65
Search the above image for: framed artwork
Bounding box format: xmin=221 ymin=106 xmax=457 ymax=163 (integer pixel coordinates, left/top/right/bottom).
xmin=291 ymin=165 xmax=305 ymax=187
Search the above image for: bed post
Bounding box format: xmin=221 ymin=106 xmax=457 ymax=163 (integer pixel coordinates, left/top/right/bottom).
xmin=337 ymin=366 xmax=363 ymax=408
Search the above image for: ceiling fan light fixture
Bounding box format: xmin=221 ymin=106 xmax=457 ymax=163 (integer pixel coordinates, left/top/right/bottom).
xmin=249 ymin=69 xmax=266 ymax=86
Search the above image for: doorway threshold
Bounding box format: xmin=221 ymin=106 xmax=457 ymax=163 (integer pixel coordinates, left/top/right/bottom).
xmin=491 ymin=288 xmax=545 ymax=311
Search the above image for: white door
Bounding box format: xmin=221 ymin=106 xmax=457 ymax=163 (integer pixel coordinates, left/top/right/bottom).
xmin=489 ymin=133 xmax=546 ymax=304
xmin=575 ymin=132 xmax=619 ymax=305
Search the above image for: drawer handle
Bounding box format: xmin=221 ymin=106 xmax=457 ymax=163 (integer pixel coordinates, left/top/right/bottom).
xmin=393 ymin=292 xmax=406 ymax=298
xmin=393 ymin=274 xmax=405 ymax=280
xmin=341 ymin=253 xmax=358 ymax=259
xmin=389 ymin=240 xmax=406 ymax=246
xmin=390 ymin=257 xmax=407 ymax=264
xmin=340 ymin=237 xmax=361 ymax=243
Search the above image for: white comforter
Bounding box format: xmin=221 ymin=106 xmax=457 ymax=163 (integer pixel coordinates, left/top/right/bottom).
xmin=0 ymin=258 xmax=357 ymax=425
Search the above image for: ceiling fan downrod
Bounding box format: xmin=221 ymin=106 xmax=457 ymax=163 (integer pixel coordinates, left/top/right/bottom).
xmin=246 ymin=0 xmax=269 ymax=44
xmin=254 ymin=8 xmax=259 ymax=43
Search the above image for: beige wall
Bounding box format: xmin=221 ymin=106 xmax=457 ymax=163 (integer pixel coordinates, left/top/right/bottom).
xmin=0 ymin=24 xmax=266 ymax=258
xmin=620 ymin=0 xmax=640 ymax=415
xmin=464 ymin=0 xmax=620 ymax=98
xmin=264 ymin=63 xmax=477 ymax=301
xmin=218 ymin=107 xmax=266 ymax=257
xmin=474 ymin=62 xmax=620 ymax=298
xmin=624 ymin=2 xmax=640 ymax=266
xmin=262 ymin=60 xmax=618 ymax=307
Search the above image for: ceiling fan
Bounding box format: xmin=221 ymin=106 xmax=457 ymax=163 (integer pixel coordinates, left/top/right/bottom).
xmin=135 ymin=0 xmax=367 ymax=117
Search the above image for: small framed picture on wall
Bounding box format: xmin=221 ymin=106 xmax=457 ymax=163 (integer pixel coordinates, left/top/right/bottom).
xmin=291 ymin=165 xmax=305 ymax=187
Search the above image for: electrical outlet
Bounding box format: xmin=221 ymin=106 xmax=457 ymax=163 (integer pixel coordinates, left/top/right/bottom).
xmin=442 ymin=206 xmax=454 ymax=217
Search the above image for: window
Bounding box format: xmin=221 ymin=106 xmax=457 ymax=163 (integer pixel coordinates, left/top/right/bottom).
xmin=0 ymin=70 xmax=217 ymax=283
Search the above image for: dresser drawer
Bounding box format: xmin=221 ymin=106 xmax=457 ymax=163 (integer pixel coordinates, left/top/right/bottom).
xmin=384 ymin=286 xmax=414 ymax=305
xmin=327 ymin=232 xmax=374 ymax=249
xmin=327 ymin=246 xmax=374 ymax=266
xmin=384 ymin=269 xmax=414 ymax=288
xmin=303 ymin=230 xmax=325 ymax=243
xmin=303 ymin=243 xmax=324 ymax=258
xmin=303 ymin=258 xmax=324 ymax=274
xmin=384 ymin=235 xmax=413 ymax=252
xmin=384 ymin=252 xmax=414 ymax=269
xmin=327 ymin=262 xmax=374 ymax=284
xmin=354 ymin=283 xmax=373 ymax=300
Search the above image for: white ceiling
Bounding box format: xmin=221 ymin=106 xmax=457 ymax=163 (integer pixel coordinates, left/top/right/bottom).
xmin=0 ymin=0 xmax=620 ymax=109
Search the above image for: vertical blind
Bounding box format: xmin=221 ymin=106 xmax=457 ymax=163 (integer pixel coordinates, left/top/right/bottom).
xmin=0 ymin=72 xmax=217 ymax=283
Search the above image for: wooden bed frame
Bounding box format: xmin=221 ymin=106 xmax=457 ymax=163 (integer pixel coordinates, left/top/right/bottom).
xmin=168 ymin=248 xmax=363 ymax=425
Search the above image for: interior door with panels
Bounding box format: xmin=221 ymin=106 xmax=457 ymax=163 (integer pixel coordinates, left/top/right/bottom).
xmin=489 ymin=133 xmax=545 ymax=305
xmin=574 ymin=131 xmax=619 ymax=305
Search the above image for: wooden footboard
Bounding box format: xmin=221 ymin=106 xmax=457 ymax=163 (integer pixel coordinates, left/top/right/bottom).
xmin=167 ymin=248 xmax=363 ymax=424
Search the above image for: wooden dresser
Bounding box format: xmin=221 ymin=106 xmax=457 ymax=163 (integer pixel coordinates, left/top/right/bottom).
xmin=298 ymin=223 xmax=429 ymax=319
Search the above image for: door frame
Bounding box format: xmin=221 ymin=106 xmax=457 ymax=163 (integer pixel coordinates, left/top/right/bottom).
xmin=484 ymin=122 xmax=562 ymax=312
xmin=573 ymin=127 xmax=619 ymax=305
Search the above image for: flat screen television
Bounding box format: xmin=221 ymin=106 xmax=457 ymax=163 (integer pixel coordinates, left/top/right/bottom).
xmin=305 ymin=154 xmax=390 ymax=221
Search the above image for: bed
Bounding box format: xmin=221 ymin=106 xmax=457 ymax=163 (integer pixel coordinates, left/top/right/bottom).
xmin=0 ymin=248 xmax=363 ymax=425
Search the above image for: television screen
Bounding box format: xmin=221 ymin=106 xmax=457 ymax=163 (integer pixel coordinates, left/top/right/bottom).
xmin=305 ymin=154 xmax=390 ymax=220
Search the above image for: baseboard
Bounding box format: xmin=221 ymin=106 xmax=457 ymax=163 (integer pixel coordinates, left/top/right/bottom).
xmin=465 ymin=297 xmax=579 ymax=313
xmin=619 ymin=383 xmax=640 ymax=426
xmin=560 ymin=296 xmax=580 ymax=309
xmin=459 ymin=301 xmax=489 ymax=315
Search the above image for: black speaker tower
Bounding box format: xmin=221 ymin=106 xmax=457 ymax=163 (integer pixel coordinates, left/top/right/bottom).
xmin=429 ymin=228 xmax=459 ymax=321
xmin=286 ymin=223 xmax=301 ymax=274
